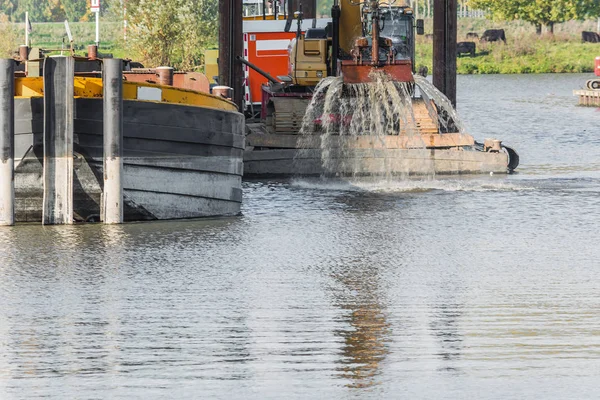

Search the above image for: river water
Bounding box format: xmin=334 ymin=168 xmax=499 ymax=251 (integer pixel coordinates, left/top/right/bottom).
xmin=1 ymin=74 xmax=599 ymax=399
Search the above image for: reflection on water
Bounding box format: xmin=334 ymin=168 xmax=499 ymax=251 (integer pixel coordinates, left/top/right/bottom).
xmin=332 ymin=259 xmax=390 ymax=388
xmin=1 ymin=74 xmax=600 ymax=398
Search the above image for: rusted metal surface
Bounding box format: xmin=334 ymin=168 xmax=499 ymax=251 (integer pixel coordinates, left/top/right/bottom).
xmin=18 ymin=46 xmax=29 ymax=62
xmin=433 ymin=0 xmax=457 ymax=106
xmin=87 ymin=45 xmax=98 ymax=60
xmin=122 ymin=71 xmax=210 ymax=93
xmin=340 ymin=61 xmax=414 ymax=84
xmin=156 ymin=66 xmax=174 ymax=86
xmin=370 ymin=1 xmax=379 ymax=67
xmin=212 ymin=86 xmax=232 ymax=99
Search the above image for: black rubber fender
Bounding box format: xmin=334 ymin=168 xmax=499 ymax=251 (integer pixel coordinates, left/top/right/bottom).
xmin=503 ymin=145 xmax=520 ymax=172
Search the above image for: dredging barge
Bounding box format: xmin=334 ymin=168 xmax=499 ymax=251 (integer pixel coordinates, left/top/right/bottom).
xmin=234 ymin=0 xmax=519 ymax=178
xmin=1 ymin=47 xmax=244 ymax=225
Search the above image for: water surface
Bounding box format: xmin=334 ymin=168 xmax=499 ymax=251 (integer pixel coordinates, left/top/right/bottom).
xmin=1 ymin=73 xmax=599 ymax=399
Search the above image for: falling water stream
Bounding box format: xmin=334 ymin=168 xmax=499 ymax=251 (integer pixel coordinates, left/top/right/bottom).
xmin=298 ymin=71 xmax=470 ymax=178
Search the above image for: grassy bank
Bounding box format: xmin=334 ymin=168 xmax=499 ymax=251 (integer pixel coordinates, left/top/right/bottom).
xmin=416 ymin=37 xmax=599 ymax=74
xmin=416 ymin=18 xmax=600 ymax=74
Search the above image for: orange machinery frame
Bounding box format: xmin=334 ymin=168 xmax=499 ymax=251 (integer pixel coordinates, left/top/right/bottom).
xmin=242 ymin=18 xmax=331 ymax=107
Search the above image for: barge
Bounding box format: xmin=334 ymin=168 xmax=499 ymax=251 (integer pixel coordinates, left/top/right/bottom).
xmin=7 ymin=50 xmax=244 ymax=224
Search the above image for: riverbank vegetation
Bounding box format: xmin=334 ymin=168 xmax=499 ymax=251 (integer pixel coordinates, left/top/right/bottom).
xmin=415 ymin=18 xmax=600 ymax=74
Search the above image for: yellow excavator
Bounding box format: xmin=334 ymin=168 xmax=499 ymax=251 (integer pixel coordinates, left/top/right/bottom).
xmin=251 ymin=0 xmax=430 ymax=135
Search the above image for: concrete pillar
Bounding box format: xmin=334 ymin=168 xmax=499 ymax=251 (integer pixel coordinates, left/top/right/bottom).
xmin=0 ymin=59 xmax=14 ymax=226
xmin=42 ymin=56 xmax=74 ymax=225
xmin=433 ymin=0 xmax=457 ymax=107
xmin=102 ymin=58 xmax=123 ymax=224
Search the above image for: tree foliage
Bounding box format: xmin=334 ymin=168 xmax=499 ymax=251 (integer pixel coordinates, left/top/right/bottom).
xmin=126 ymin=0 xmax=218 ymax=70
xmin=467 ymin=0 xmax=600 ymax=33
xmin=0 ymin=13 xmax=18 ymax=56
xmin=0 ymin=0 xmax=92 ymax=22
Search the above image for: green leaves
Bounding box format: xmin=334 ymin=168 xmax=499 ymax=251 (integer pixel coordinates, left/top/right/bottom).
xmin=127 ymin=0 xmax=218 ymax=69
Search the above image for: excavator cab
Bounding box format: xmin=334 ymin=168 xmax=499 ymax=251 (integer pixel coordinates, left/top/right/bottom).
xmin=288 ymin=28 xmax=329 ymax=86
xmin=379 ymin=8 xmax=415 ymax=63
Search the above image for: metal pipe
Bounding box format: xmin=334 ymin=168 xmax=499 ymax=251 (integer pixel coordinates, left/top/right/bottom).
xmin=19 ymin=45 xmax=29 ymax=62
xmin=25 ymin=12 xmax=29 ymax=47
xmin=95 ymin=10 xmax=100 ymax=46
xmin=88 ymin=44 xmax=98 ymax=60
xmin=42 ymin=56 xmax=74 ymax=225
xmin=236 ymin=56 xmax=279 ymax=84
xmin=102 ymin=58 xmax=123 ymax=224
xmin=156 ymin=66 xmax=174 ymax=86
xmin=0 ymin=59 xmax=15 ymax=226
xmin=218 ymin=0 xmax=231 ymax=89
xmin=371 ymin=1 xmax=379 ymax=66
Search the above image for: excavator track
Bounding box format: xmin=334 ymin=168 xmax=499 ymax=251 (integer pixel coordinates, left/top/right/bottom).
xmin=269 ymin=97 xmax=311 ymax=134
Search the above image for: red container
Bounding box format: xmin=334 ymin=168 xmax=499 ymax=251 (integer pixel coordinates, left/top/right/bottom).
xmin=596 ymin=56 xmax=600 ymax=77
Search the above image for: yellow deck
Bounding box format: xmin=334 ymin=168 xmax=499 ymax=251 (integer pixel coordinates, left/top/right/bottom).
xmin=14 ymin=77 xmax=238 ymax=112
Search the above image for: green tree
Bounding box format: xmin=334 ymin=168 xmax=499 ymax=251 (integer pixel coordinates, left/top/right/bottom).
xmin=0 ymin=13 xmax=18 ymax=54
xmin=0 ymin=0 xmax=17 ymax=20
xmin=468 ymin=0 xmax=600 ymax=34
xmin=15 ymin=0 xmax=47 ymax=22
xmin=127 ymin=0 xmax=218 ymax=69
xmin=62 ymin=0 xmax=90 ymax=22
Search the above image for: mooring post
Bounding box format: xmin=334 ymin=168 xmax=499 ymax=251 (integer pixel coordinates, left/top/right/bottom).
xmin=433 ymin=0 xmax=457 ymax=106
xmin=102 ymin=58 xmax=123 ymax=224
xmin=0 ymin=59 xmax=15 ymax=226
xmin=42 ymin=56 xmax=74 ymax=225
xmin=219 ymin=0 xmax=244 ymax=110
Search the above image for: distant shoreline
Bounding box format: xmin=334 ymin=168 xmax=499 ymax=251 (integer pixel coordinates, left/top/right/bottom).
xmin=416 ymin=40 xmax=598 ymax=75
xmin=417 ymin=18 xmax=599 ymax=75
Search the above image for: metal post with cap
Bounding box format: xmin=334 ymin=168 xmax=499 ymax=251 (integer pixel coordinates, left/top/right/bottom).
xmin=0 ymin=59 xmax=15 ymax=226
xmin=102 ymin=59 xmax=124 ymax=224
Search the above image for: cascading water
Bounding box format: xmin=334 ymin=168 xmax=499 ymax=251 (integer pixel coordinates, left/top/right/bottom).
xmin=413 ymin=75 xmax=466 ymax=134
xmin=297 ymin=71 xmax=469 ymax=179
